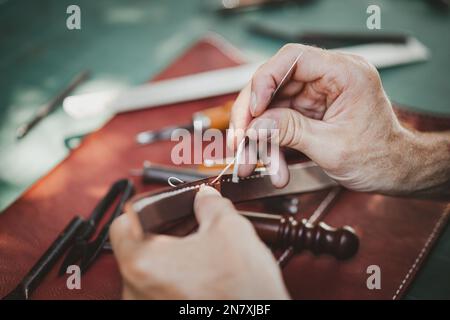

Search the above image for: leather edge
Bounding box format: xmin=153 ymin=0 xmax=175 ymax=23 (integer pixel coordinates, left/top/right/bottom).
xmin=391 ymin=205 xmax=450 ymax=299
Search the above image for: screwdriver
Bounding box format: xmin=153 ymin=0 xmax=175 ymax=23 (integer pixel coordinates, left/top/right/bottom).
xmin=136 ymin=101 xmax=233 ymax=145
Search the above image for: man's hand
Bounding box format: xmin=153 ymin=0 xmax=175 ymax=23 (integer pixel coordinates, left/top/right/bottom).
xmin=228 ymin=44 xmax=450 ymax=197
xmin=110 ymin=186 xmax=290 ymax=299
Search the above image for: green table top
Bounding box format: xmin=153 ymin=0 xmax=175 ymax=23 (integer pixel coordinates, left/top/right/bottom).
xmin=0 ymin=0 xmax=449 ymax=299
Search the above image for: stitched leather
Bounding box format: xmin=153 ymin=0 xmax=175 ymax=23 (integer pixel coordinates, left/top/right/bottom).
xmin=128 ymin=162 xmax=336 ymax=233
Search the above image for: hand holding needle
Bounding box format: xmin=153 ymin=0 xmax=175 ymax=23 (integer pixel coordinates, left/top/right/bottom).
xmin=232 ymin=52 xmax=304 ymax=181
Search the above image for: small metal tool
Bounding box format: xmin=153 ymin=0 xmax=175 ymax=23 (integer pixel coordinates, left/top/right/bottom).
xmin=136 ymin=123 xmax=194 ymax=145
xmin=16 ymin=70 xmax=90 ymax=139
xmin=248 ymin=23 xmax=408 ymax=48
xmin=277 ymin=187 xmax=342 ymax=267
xmin=136 ymin=101 xmax=233 ymax=145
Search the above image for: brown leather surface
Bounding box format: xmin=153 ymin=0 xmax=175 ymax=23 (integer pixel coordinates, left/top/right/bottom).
xmin=283 ymin=193 xmax=449 ymax=299
xmin=0 ymin=36 xmax=449 ymax=300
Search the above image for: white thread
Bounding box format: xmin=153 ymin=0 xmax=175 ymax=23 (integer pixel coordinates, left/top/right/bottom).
xmin=210 ymin=138 xmax=247 ymax=185
xmin=232 ymin=138 xmax=246 ymax=183
xmin=167 ymin=176 xmax=184 ymax=187
xmin=133 ymin=183 xmax=205 ymax=212
xmin=209 ymin=159 xmax=234 ymax=185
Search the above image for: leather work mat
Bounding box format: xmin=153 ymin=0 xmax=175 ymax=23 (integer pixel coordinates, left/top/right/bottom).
xmin=0 ymin=35 xmax=449 ymax=300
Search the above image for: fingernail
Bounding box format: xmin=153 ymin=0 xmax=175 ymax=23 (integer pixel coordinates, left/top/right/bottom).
xmin=250 ymin=92 xmax=257 ymax=115
xmin=270 ymin=171 xmax=281 ymax=186
xmin=198 ymin=185 xmax=220 ymax=198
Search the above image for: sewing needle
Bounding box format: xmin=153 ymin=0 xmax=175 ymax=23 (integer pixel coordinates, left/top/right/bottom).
xmin=233 ymin=51 xmax=303 ymax=182
xmin=270 ymin=51 xmax=303 ymax=102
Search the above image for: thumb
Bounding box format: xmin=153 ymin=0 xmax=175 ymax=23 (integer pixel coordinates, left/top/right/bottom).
xmin=247 ymin=108 xmax=327 ymax=157
xmin=110 ymin=211 xmax=143 ymax=262
xmin=194 ymin=185 xmax=238 ymax=232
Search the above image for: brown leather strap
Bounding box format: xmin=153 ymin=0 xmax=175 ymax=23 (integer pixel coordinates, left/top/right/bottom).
xmin=126 ymin=162 xmax=336 ymax=233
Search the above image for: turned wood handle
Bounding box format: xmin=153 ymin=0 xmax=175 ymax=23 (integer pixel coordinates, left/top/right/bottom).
xmin=247 ymin=215 xmax=359 ymax=260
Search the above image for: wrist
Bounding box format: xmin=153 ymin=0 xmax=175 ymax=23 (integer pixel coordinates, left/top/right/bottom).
xmin=390 ymin=126 xmax=450 ymax=198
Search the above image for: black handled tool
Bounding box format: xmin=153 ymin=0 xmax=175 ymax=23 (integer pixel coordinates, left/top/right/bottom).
xmin=58 ymin=179 xmax=134 ymax=275
xmin=248 ymin=23 xmax=408 ymax=49
xmin=3 ymin=216 xmax=85 ymax=300
xmin=136 ymin=123 xmax=194 ymax=145
xmin=131 ymin=161 xmax=209 ymax=185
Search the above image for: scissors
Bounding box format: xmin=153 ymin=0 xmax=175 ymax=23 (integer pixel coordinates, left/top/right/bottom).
xmin=58 ymin=179 xmax=134 ymax=275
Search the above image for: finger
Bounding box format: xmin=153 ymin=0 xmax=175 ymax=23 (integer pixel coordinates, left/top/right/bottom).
xmin=252 ymin=130 xmax=290 ymax=188
xmin=250 ymin=44 xmax=341 ymax=117
xmin=250 ymin=51 xmax=303 ymax=117
xmin=229 ymin=45 xmax=340 ymax=150
xmin=275 ymin=80 xmax=305 ymax=100
xmin=237 ymin=140 xmax=257 ymax=178
xmin=248 ymin=108 xmax=327 ymax=158
xmin=194 ymin=185 xmax=238 ymax=231
xmin=110 ymin=211 xmax=144 ymax=262
xmin=227 ymin=82 xmax=252 ymax=150
xmin=270 ymin=98 xmax=327 ymax=120
xmin=110 ymin=211 xmax=179 ymax=280
xmin=267 ymin=147 xmax=289 ymax=188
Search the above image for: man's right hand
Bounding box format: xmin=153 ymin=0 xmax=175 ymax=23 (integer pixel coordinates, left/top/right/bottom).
xmin=228 ymin=44 xmax=450 ymax=198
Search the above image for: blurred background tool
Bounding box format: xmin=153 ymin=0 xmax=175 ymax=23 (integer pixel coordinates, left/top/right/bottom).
xmin=63 ymin=63 xmax=258 ymax=119
xmin=427 ymin=0 xmax=449 ymax=10
xmin=16 ymin=70 xmax=89 ymax=139
xmin=64 ymin=39 xmax=429 ymax=120
xmin=64 ymin=132 xmax=89 ymax=151
xmin=248 ymin=24 xmax=408 ymax=48
xmin=215 ymin=0 xmax=314 ymax=14
xmin=3 ymin=216 xmax=85 ymax=300
xmin=136 ymin=101 xmax=233 ymax=145
xmin=131 ymin=161 xmax=209 ymax=185
xmin=135 ymin=123 xmax=194 ymax=145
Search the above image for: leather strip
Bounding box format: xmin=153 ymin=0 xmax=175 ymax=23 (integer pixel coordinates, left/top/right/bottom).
xmin=126 ymin=162 xmax=337 ymax=233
